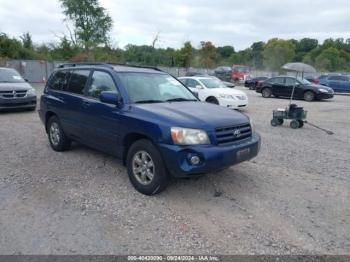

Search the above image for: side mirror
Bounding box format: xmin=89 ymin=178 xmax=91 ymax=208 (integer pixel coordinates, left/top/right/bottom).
xmin=196 ymin=85 xmax=203 ymax=89
xmin=100 ymin=91 xmax=123 ymax=107
xmin=24 ymin=79 xmax=29 ymax=82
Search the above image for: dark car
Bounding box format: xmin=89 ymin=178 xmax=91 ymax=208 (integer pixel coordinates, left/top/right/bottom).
xmin=39 ymin=63 xmax=261 ymax=195
xmin=214 ymin=66 xmax=232 ymax=82
xmin=244 ymin=76 xmax=268 ymax=89
xmin=319 ymin=74 xmax=350 ymax=93
xmin=0 ymin=67 xmax=37 ymax=110
xmin=256 ymin=76 xmax=334 ymax=101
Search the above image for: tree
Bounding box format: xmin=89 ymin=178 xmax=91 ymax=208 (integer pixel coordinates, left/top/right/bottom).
xmin=175 ymin=41 xmax=193 ymax=68
xmin=200 ymin=41 xmax=216 ymax=68
xmin=20 ymin=32 xmax=34 ymax=50
xmin=217 ymin=46 xmax=235 ymax=59
xmin=315 ymin=47 xmax=348 ymax=72
xmin=59 ymin=0 xmax=113 ymax=52
xmin=251 ymin=41 xmax=265 ymax=69
xmin=263 ymin=38 xmax=295 ymax=70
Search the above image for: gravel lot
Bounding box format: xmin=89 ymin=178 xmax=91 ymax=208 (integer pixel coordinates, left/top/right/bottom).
xmin=0 ymin=84 xmax=349 ymax=255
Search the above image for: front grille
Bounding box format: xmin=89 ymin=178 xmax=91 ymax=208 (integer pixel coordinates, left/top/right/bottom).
xmin=215 ymin=123 xmax=252 ymax=145
xmin=0 ymin=90 xmax=27 ymax=99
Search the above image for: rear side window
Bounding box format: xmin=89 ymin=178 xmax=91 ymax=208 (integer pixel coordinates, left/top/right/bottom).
xmin=269 ymin=77 xmax=284 ymax=85
xmin=86 ymin=71 xmax=118 ymax=99
xmin=48 ymin=70 xmax=69 ymax=90
xmin=66 ymin=70 xmax=90 ymax=95
xmin=186 ymin=79 xmax=199 ymax=88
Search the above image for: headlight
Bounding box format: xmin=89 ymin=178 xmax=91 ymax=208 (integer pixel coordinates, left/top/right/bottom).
xmin=26 ymin=88 xmax=36 ymax=96
xmin=218 ymin=94 xmax=234 ymax=99
xmin=318 ymin=88 xmax=328 ymax=93
xmin=171 ymin=127 xmax=210 ymax=145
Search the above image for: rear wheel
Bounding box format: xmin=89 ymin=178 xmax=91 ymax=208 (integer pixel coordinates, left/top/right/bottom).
xmin=262 ymin=88 xmax=272 ymax=98
xmin=304 ymin=91 xmax=315 ymax=101
xmin=126 ymin=139 xmax=169 ymax=195
xmin=47 ymin=116 xmax=71 ymax=151
xmin=290 ymin=120 xmax=300 ymax=129
xmin=298 ymin=120 xmax=304 ymax=128
xmin=271 ymin=119 xmax=278 ymax=126
xmin=206 ymin=97 xmax=219 ymax=105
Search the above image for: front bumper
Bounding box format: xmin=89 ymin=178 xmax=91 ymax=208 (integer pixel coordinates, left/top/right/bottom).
xmin=159 ymin=132 xmax=261 ymax=178
xmin=316 ymin=92 xmax=334 ymax=99
xmin=0 ymin=96 xmax=37 ymax=109
xmin=218 ymin=97 xmax=248 ymax=109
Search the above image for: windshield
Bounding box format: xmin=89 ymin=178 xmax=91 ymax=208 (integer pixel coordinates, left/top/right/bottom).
xmin=199 ymin=78 xmax=226 ymax=89
xmin=118 ymin=72 xmax=197 ymax=103
xmin=297 ymin=77 xmax=311 ymax=85
xmin=0 ymin=68 xmax=25 ymax=83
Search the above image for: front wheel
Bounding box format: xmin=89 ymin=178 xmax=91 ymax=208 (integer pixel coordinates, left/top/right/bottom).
xmin=126 ymin=139 xmax=169 ymax=195
xmin=290 ymin=120 xmax=300 ymax=129
xmin=304 ymin=91 xmax=315 ymax=101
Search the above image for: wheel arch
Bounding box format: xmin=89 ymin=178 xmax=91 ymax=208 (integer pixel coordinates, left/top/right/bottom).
xmin=45 ymin=111 xmax=57 ymax=133
xmin=122 ymin=133 xmax=157 ymax=165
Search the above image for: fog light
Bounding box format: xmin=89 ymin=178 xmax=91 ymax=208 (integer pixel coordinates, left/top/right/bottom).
xmin=190 ymin=155 xmax=200 ymax=165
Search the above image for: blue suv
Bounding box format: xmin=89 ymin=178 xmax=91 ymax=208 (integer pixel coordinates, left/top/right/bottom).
xmin=319 ymin=74 xmax=350 ymax=93
xmin=39 ymin=63 xmax=261 ymax=195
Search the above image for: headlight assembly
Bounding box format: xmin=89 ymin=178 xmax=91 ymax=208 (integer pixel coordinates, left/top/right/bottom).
xmin=26 ymin=88 xmax=36 ymax=96
xmin=171 ymin=127 xmax=210 ymax=145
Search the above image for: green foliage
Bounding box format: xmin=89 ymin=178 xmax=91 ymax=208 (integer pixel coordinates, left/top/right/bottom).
xmin=263 ymin=38 xmax=295 ymax=70
xmin=174 ymin=42 xmax=193 ymax=68
xmin=217 ymin=46 xmax=235 ymax=59
xmin=59 ymin=0 xmax=112 ymax=51
xmin=200 ymin=41 xmax=217 ymax=68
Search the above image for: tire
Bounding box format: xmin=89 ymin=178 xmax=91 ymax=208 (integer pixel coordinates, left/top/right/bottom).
xmin=304 ymin=91 xmax=315 ymax=102
xmin=47 ymin=116 xmax=71 ymax=151
xmin=126 ymin=139 xmax=169 ymax=195
xmin=262 ymin=88 xmax=272 ymax=98
xmin=271 ymin=119 xmax=278 ymax=126
xmin=290 ymin=120 xmax=300 ymax=129
xmin=277 ymin=119 xmax=284 ymax=125
xmin=206 ymin=97 xmax=219 ymax=105
xmin=27 ymin=106 xmax=36 ymax=111
xmin=298 ymin=120 xmax=304 ymax=128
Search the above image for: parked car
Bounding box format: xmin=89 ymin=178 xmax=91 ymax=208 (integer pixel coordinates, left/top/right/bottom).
xmin=319 ymin=74 xmax=350 ymax=93
xmin=39 ymin=63 xmax=261 ymax=195
xmin=0 ymin=67 xmax=36 ymax=110
xmin=244 ymin=76 xmax=268 ymax=89
xmin=214 ymin=66 xmax=232 ymax=82
xmin=192 ymin=74 xmax=235 ymax=88
xmin=178 ymin=76 xmax=248 ymax=109
xmin=231 ymin=65 xmax=250 ymax=82
xmin=256 ymin=76 xmax=334 ymax=101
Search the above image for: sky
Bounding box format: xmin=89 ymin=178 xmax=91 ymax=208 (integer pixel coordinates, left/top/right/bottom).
xmin=0 ymin=0 xmax=350 ymax=50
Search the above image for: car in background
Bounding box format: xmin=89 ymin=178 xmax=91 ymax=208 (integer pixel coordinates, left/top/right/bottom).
xmin=244 ymin=76 xmax=268 ymax=89
xmin=39 ymin=63 xmax=261 ymax=195
xmin=179 ymin=76 xmax=248 ymax=109
xmin=319 ymin=74 xmax=350 ymax=93
xmin=0 ymin=67 xmax=36 ymax=110
xmin=256 ymin=76 xmax=334 ymax=101
xmin=214 ymin=66 xmax=232 ymax=82
xmin=231 ymin=65 xmax=250 ymax=82
xmin=185 ymin=74 xmax=235 ymax=88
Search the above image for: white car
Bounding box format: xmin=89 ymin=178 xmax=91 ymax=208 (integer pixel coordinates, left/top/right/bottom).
xmin=178 ymin=76 xmax=248 ymax=109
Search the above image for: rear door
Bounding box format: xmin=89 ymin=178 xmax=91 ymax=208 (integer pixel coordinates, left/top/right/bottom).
xmin=62 ymin=69 xmax=91 ymax=140
xmin=271 ymin=77 xmax=286 ymax=96
xmin=79 ymin=70 xmax=122 ymax=156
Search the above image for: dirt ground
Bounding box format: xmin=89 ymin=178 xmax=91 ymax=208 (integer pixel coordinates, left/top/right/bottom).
xmin=0 ymin=84 xmax=349 ymax=255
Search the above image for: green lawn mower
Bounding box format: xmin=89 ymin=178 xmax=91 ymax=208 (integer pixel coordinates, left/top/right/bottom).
xmin=271 ymin=104 xmax=307 ymax=129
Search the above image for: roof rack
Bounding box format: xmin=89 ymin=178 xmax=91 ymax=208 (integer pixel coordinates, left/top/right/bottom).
xmin=109 ymin=63 xmax=164 ymax=72
xmin=57 ymin=62 xmax=114 ymax=69
xmin=57 ymin=62 xmax=164 ymax=72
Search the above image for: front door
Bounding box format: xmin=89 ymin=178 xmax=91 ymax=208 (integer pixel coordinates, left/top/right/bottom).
xmin=80 ymin=70 xmax=122 ymax=156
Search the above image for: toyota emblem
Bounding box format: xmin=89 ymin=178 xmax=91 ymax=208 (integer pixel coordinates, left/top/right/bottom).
xmin=233 ymin=129 xmax=241 ymax=138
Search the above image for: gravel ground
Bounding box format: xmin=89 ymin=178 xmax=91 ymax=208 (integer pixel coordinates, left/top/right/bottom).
xmin=0 ymin=84 xmax=349 ymax=255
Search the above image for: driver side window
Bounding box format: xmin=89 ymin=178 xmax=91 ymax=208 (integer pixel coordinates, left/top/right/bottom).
xmin=86 ymin=71 xmax=118 ymax=99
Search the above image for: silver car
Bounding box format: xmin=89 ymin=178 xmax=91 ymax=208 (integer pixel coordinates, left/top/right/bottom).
xmin=0 ymin=67 xmax=36 ymax=110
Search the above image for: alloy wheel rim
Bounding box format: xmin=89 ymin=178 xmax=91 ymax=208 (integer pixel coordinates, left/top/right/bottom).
xmin=49 ymin=122 xmax=60 ymax=146
xmin=132 ymin=151 xmax=154 ymax=185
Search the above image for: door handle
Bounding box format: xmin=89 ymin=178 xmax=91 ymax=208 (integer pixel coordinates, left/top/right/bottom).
xmin=81 ymin=100 xmax=91 ymax=108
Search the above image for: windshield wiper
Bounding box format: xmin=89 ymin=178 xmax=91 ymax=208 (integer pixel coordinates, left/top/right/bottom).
xmin=135 ymin=99 xmax=164 ymax=104
xmin=166 ymin=98 xmax=198 ymax=102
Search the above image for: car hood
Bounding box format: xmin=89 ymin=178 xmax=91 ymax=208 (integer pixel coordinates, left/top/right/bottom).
xmin=208 ymin=87 xmax=247 ymax=96
xmin=0 ymin=82 xmax=32 ymax=91
xmin=131 ymin=101 xmax=249 ymax=130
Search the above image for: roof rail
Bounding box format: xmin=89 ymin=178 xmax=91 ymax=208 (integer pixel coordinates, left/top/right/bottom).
xmin=109 ymin=63 xmax=164 ymax=72
xmin=57 ymin=62 xmax=114 ymax=69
